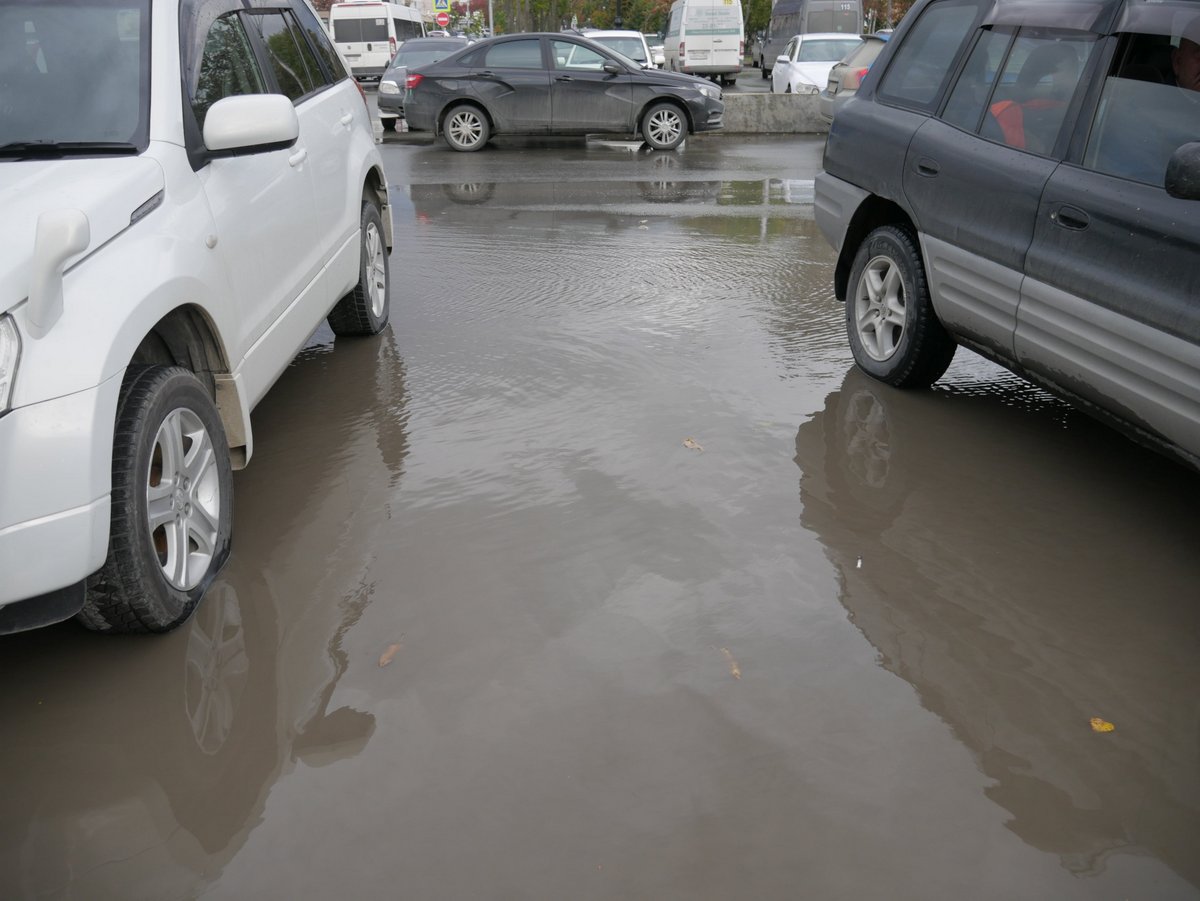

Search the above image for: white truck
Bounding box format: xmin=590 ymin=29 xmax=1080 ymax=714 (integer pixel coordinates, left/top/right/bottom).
xmin=663 ymin=0 xmax=745 ymax=86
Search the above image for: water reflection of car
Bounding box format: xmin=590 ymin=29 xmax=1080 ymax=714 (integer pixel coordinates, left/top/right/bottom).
xmin=403 ymin=32 xmax=724 ymax=152
xmin=769 ymin=32 xmax=863 ymax=95
xmin=794 ymin=366 xmax=1200 ymax=888
xmin=0 ymin=331 xmax=410 ymax=896
xmin=817 ymin=32 xmax=889 ymax=123
xmin=377 ymin=36 xmax=471 ymax=130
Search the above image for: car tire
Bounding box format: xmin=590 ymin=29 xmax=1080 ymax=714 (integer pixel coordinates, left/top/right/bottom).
xmin=443 ymin=104 xmax=490 ymax=151
xmin=381 ymin=117 xmax=397 ymax=132
xmin=846 ymin=225 xmax=957 ymax=388
xmin=761 ymin=66 xmax=770 ymax=79
xmin=641 ymin=102 xmax=687 ymax=151
xmin=328 ymin=199 xmax=390 ymax=336
xmin=79 ymin=366 xmax=233 ymax=634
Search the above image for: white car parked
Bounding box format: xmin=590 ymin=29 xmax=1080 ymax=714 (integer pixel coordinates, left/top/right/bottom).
xmin=0 ymin=0 xmax=392 ymax=634
xmin=770 ymin=32 xmax=862 ymax=95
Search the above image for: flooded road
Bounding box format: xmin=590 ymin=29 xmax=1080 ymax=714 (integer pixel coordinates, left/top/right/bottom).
xmin=2 ymin=136 xmax=1198 ymax=900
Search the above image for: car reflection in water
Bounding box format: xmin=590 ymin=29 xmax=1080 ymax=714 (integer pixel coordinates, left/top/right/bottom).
xmin=793 ymin=367 xmax=1200 ymax=888
xmin=0 ymin=329 xmax=409 ymax=898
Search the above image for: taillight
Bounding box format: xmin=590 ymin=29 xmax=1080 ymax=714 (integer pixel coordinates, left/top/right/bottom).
xmin=405 ymin=73 xmax=424 ymax=90
xmin=389 ymin=36 xmax=396 ymax=57
xmin=354 ymin=78 xmax=368 ymax=112
xmin=679 ymin=41 xmax=685 ymax=57
xmin=844 ymin=67 xmax=870 ymax=90
xmin=739 ymin=40 xmax=744 ymax=56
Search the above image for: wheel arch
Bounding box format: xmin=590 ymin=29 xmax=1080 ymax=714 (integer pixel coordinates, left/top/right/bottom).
xmin=835 ymin=197 xmax=917 ymax=302
xmin=638 ymin=96 xmax=694 ymax=134
xmin=128 ymin=305 xmax=252 ymax=470
xmin=438 ymin=100 xmax=494 ymax=138
xmin=362 ymin=163 xmax=393 ymax=251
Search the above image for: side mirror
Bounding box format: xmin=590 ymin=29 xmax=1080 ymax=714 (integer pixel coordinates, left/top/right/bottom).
xmin=203 ymin=94 xmax=299 ymax=153
xmin=776 ymin=55 xmax=790 ymax=65
xmin=1165 ymin=142 xmax=1200 ymax=200
xmin=603 ymin=61 xmax=621 ymax=75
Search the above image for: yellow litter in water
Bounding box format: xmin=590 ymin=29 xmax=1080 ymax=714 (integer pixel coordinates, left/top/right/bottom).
xmin=1089 ymin=717 xmax=1115 ymax=733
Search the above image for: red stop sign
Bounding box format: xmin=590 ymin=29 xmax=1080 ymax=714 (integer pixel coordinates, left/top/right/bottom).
xmin=435 ymin=11 xmax=450 ymax=26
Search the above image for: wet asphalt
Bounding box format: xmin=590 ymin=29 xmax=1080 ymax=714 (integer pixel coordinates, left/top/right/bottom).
xmin=1 ymin=133 xmax=1198 ymax=900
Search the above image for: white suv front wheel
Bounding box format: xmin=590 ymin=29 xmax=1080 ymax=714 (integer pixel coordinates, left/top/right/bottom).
xmin=79 ymin=366 xmax=233 ymax=634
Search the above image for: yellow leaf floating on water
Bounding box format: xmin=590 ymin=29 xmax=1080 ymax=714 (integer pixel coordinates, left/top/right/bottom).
xmin=721 ymin=647 xmax=741 ymax=680
xmin=1089 ymin=717 xmax=1115 ymax=733
xmin=683 ymin=437 xmax=704 ymax=452
xmin=379 ymin=642 xmax=403 ymax=668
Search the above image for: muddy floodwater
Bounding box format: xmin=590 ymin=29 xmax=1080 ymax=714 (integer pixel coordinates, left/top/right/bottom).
xmin=2 ymin=136 xmax=1198 ymax=900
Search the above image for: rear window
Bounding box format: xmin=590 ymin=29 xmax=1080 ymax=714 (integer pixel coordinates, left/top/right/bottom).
xmin=843 ymin=38 xmax=887 ymax=68
xmin=333 ymin=17 xmax=388 ymax=42
xmin=797 ymin=38 xmax=862 ymax=62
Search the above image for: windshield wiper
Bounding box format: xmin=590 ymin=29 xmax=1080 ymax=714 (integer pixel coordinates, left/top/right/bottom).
xmin=0 ymin=141 xmax=139 ymax=159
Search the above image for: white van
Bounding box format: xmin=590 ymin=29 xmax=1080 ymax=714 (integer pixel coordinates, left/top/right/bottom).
xmin=663 ymin=0 xmax=744 ymax=85
xmin=329 ymin=0 xmax=426 ymax=80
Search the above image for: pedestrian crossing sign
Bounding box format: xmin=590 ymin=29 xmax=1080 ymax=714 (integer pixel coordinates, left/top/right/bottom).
xmin=433 ymin=0 xmax=449 ymax=10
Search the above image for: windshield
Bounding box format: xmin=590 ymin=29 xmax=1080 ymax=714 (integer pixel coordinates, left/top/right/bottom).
xmin=797 ymin=38 xmax=862 ymax=63
xmin=0 ymin=0 xmax=150 ymax=151
xmin=591 ymin=36 xmax=647 ymax=63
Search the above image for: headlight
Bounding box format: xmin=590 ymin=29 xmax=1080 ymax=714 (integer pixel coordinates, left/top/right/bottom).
xmin=379 ymin=79 xmax=400 ymax=95
xmin=0 ymin=314 xmax=20 ymax=413
xmin=698 ymin=83 xmax=720 ymax=101
xmin=793 ymin=82 xmax=819 ymax=95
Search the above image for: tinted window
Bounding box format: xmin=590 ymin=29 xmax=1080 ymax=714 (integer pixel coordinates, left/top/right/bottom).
xmin=247 ymin=11 xmax=319 ymax=100
xmin=591 ymin=36 xmax=647 ymax=63
xmin=942 ymin=27 xmax=1009 ymax=131
xmin=878 ymin=0 xmax=984 ymax=108
xmin=482 ymin=39 xmax=543 ymax=68
xmin=333 ymin=17 xmax=387 ymax=42
xmin=292 ymin=0 xmax=348 ymax=84
xmin=192 ymin=13 xmax=267 ymax=129
xmin=1083 ymin=32 xmax=1200 ymax=185
xmin=978 ymin=31 xmax=1096 ymax=155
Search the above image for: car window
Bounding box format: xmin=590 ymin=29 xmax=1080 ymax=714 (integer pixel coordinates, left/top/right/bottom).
xmin=292 ymin=0 xmax=348 ymax=85
xmin=552 ymin=40 xmax=608 ymax=70
xmin=192 ymin=13 xmax=267 ymax=129
xmin=245 ymin=11 xmax=321 ymax=101
xmin=480 ymin=39 xmax=543 ymax=69
xmin=877 ymin=0 xmax=986 ymax=109
xmin=941 ymin=27 xmax=1010 ymax=130
xmin=978 ymin=31 xmax=1096 ymax=155
xmin=332 ymin=17 xmax=387 ymax=42
xmin=783 ymin=37 xmax=798 ymax=59
xmin=392 ymin=45 xmax=463 ymax=68
xmin=797 ymin=38 xmax=861 ymax=62
xmin=843 ymin=39 xmax=886 ymax=68
xmin=0 ymin=0 xmax=150 ymax=146
xmin=1083 ymin=31 xmax=1200 ymax=186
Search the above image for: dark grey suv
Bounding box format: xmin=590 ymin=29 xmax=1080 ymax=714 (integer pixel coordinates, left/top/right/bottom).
xmin=816 ymin=0 xmax=1200 ymax=470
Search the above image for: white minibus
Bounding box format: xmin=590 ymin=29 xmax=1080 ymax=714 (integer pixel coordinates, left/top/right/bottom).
xmin=663 ymin=0 xmax=745 ymax=85
xmin=329 ymin=1 xmax=426 ymax=80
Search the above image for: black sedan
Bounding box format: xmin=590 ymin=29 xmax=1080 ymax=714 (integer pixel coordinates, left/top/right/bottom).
xmin=377 ymin=36 xmax=472 ymax=130
xmin=403 ymin=32 xmax=725 ymax=151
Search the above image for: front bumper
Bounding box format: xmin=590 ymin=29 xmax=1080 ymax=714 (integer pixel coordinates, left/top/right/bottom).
xmin=693 ymin=97 xmax=725 ymax=133
xmin=0 ymin=376 xmax=120 ymax=609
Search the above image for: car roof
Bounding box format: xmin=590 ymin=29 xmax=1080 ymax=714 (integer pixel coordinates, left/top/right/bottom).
xmin=399 ymin=36 xmax=470 ymax=46
xmin=790 ymin=32 xmax=865 ymax=41
xmin=585 ymin=30 xmax=647 ymax=39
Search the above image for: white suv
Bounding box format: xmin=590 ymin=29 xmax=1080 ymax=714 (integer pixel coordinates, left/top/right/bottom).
xmin=0 ymin=0 xmax=393 ymax=633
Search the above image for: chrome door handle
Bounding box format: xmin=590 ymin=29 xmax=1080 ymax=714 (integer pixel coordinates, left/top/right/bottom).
xmin=289 ymin=148 xmax=308 ymax=167
xmin=340 ymin=112 xmax=353 ymax=126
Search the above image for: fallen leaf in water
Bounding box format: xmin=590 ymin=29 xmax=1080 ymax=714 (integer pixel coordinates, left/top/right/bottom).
xmin=683 ymin=437 xmax=704 ymax=451
xmin=721 ymin=647 xmax=741 ymax=680
xmin=1090 ymin=717 xmax=1115 ymax=733
xmin=379 ymin=642 xmax=403 ymax=667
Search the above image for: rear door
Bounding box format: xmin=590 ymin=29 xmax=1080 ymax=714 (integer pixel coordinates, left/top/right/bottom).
xmin=688 ymin=0 xmax=741 ymax=71
xmin=904 ymin=25 xmax=1099 ymax=357
xmin=467 ymin=37 xmax=550 ymax=133
xmin=549 ymin=39 xmax=634 ymax=133
xmin=1017 ymin=24 xmax=1200 ymax=458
